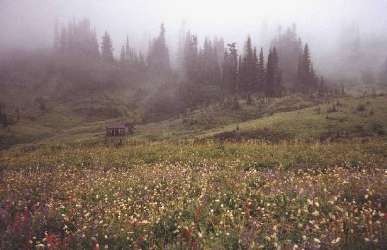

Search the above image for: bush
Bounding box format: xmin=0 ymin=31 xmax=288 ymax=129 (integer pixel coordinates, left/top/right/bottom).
xmin=356 ymin=103 xmax=366 ymax=112
xmin=370 ymin=123 xmax=385 ymax=135
xmin=327 ymin=105 xmax=338 ymax=113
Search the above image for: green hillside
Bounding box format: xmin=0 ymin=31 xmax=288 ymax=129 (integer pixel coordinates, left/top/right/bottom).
xmin=1 ymin=91 xmax=387 ymax=249
xmin=207 ymin=95 xmax=387 ymax=141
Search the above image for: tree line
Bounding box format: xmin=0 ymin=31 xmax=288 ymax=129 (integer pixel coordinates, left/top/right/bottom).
xmin=178 ymin=26 xmax=328 ymax=107
xmin=53 ymin=19 xmax=327 ymax=91
xmin=0 ymin=19 xmax=341 ymax=122
xmin=48 ymin=19 xmax=340 ymax=118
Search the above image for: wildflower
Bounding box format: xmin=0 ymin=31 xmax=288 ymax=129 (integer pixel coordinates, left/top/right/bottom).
xmin=36 ymin=243 xmax=45 ymax=249
xmin=314 ymin=238 xmax=320 ymax=244
xmin=331 ymin=237 xmax=341 ymax=244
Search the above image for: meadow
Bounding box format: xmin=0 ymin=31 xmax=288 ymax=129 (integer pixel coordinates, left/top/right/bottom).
xmin=1 ymin=94 xmax=387 ymax=249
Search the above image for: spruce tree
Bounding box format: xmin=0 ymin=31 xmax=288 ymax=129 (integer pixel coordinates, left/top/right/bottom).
xmin=183 ymin=31 xmax=199 ymax=82
xmin=54 ymin=20 xmax=60 ymax=51
xmin=239 ymin=36 xmax=257 ymax=93
xmin=257 ymin=48 xmax=265 ymax=93
xmin=271 ymin=25 xmax=303 ymax=83
xmin=222 ymin=43 xmax=239 ymax=94
xmin=125 ymin=36 xmax=130 ymax=61
xmin=147 ymin=24 xmax=171 ymax=76
xmin=297 ymin=43 xmax=320 ymax=93
xmin=120 ymin=45 xmax=126 ymax=64
xmin=266 ymin=47 xmax=281 ymax=97
xmin=101 ymin=31 xmax=114 ymax=63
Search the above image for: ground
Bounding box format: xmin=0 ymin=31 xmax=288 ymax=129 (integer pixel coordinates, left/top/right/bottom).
xmin=0 ymin=92 xmax=386 ymax=249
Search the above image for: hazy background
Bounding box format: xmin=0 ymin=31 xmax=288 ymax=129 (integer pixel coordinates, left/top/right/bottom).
xmin=1 ymin=0 xmax=387 ymax=75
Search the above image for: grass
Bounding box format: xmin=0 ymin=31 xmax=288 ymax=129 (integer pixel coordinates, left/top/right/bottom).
xmin=0 ymin=140 xmax=386 ymax=249
xmin=1 ymin=94 xmax=387 ymax=249
xmin=1 ymin=138 xmax=387 ymax=171
xmin=1 ymin=93 xmax=322 ymax=149
xmin=206 ymin=96 xmax=387 ymax=141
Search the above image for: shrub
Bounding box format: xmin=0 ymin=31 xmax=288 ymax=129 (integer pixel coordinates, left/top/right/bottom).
xmin=356 ymin=103 xmax=366 ymax=112
xmin=327 ymin=105 xmax=338 ymax=113
xmin=370 ymin=123 xmax=385 ymax=135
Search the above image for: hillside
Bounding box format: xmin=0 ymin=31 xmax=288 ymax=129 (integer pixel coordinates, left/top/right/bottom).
xmin=1 ymin=90 xmax=387 ymax=249
xmin=1 ymin=92 xmax=386 ymax=150
xmin=208 ymin=95 xmax=387 ymax=142
xmin=1 ymin=101 xmax=387 ymax=249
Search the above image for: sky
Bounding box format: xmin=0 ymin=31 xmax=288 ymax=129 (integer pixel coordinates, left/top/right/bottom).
xmin=1 ymin=0 xmax=387 ymax=57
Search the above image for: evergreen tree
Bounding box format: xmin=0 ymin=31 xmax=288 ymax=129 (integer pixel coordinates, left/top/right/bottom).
xmin=318 ymin=76 xmax=326 ymax=97
xmin=89 ymin=28 xmax=100 ymax=58
xmin=222 ymin=43 xmax=239 ymax=94
xmin=183 ymin=31 xmax=199 ymax=82
xmin=214 ymin=37 xmax=225 ymax=66
xmin=147 ymin=24 xmax=171 ymax=76
xmin=53 ymin=20 xmax=60 ymax=51
xmin=56 ymin=19 xmax=100 ymax=59
xmin=125 ymin=36 xmax=131 ymax=60
xmin=297 ymin=43 xmax=319 ymax=93
xmin=198 ymin=37 xmax=221 ymax=85
xmin=101 ymin=31 xmax=114 ymax=63
xmin=177 ymin=21 xmax=187 ymax=74
xmin=237 ymin=55 xmax=242 ymax=92
xmin=239 ymin=36 xmax=257 ymax=93
xmin=120 ymin=45 xmax=126 ymax=64
xmin=271 ymin=24 xmax=303 ymax=83
xmin=266 ymin=47 xmax=281 ymax=97
xmin=257 ymin=48 xmax=266 ymax=93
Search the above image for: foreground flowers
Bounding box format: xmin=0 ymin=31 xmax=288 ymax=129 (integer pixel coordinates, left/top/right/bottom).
xmin=0 ymin=141 xmax=386 ymax=249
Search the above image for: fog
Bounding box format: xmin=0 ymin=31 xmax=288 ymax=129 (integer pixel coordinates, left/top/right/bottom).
xmin=1 ymin=0 xmax=387 ymax=76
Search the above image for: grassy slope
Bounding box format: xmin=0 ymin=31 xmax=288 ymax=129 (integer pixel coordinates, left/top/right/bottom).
xmin=1 ymin=94 xmax=387 ymax=149
xmin=1 ymin=93 xmax=387 ymax=249
xmin=0 ymin=88 xmax=142 ymax=149
xmin=205 ymin=95 xmax=387 ymax=141
xmin=0 ymin=94 xmax=316 ymax=148
xmin=1 ymin=133 xmax=386 ymax=249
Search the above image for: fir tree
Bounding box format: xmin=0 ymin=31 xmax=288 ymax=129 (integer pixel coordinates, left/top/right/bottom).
xmin=239 ymin=36 xmax=257 ymax=93
xmin=271 ymin=24 xmax=303 ymax=83
xmin=125 ymin=36 xmax=130 ymax=60
xmin=120 ymin=45 xmax=126 ymax=64
xmin=297 ymin=43 xmax=319 ymax=93
xmin=266 ymin=47 xmax=281 ymax=97
xmin=257 ymin=48 xmax=266 ymax=93
xmin=222 ymin=43 xmax=239 ymax=94
xmin=183 ymin=31 xmax=199 ymax=82
xmin=53 ymin=20 xmax=60 ymax=51
xmin=101 ymin=31 xmax=114 ymax=63
xmin=147 ymin=24 xmax=171 ymax=75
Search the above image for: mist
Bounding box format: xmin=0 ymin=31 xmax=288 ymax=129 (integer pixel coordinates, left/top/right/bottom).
xmin=1 ymin=0 xmax=387 ymax=85
xmin=1 ymin=0 xmax=386 ymax=49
